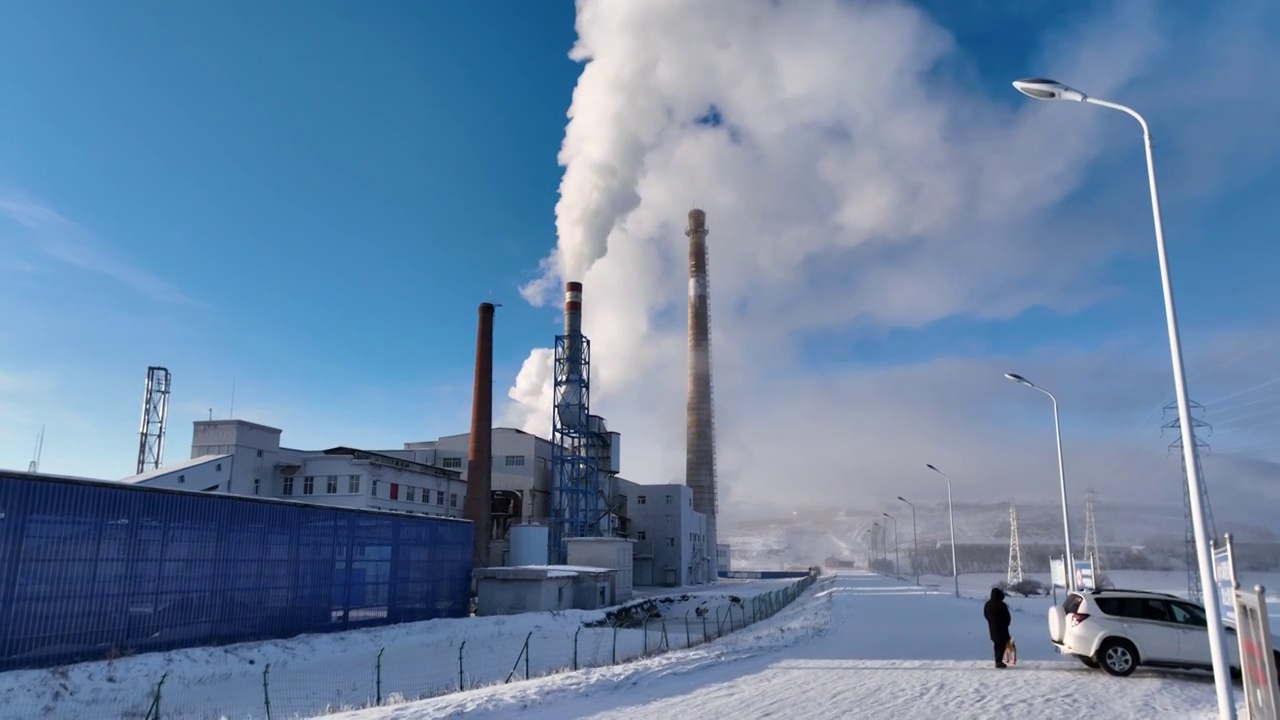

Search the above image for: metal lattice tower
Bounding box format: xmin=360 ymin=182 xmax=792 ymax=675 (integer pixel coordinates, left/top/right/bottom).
xmin=1007 ymin=504 xmax=1024 ymax=585
xmin=1083 ymin=490 xmax=1101 ymax=576
xmin=686 ymin=209 xmax=720 ymax=582
xmin=550 ymin=282 xmax=606 ymax=563
xmin=136 ymin=366 xmax=172 ymax=475
xmin=1162 ymin=400 xmax=1216 ymax=602
xmin=27 ymin=426 xmax=45 ymax=474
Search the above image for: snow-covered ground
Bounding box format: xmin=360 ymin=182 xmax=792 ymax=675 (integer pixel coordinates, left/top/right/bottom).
xmin=325 ymin=572 xmax=1248 ymax=720
xmin=0 ymin=578 xmax=799 ymax=720
xmin=4 ymin=570 xmax=1272 ymax=719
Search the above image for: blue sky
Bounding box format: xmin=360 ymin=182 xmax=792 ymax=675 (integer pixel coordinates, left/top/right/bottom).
xmin=2 ymin=0 xmax=1278 ymax=522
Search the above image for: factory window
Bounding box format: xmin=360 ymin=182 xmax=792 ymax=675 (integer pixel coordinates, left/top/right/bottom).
xmin=216 ymin=463 xmax=222 ymax=472
xmin=666 ymin=538 xmax=675 ymax=547
xmin=450 ymin=493 xmax=458 ymax=508
xmin=257 ymin=449 xmax=263 ymax=458
xmin=406 ymin=487 xmax=416 ymax=503
xmin=637 ymin=531 xmax=647 ymax=540
xmin=504 ymin=455 xmax=525 ymax=467
xmin=178 ymin=475 xmax=185 ymax=483
xmin=437 ymin=490 xmax=445 ymax=505
xmin=689 ymin=498 xmax=692 ymax=507
xmin=637 ymin=495 xmax=646 ymax=505
xmin=665 ymin=516 xmax=673 ymax=526
xmin=348 ymin=474 xmax=360 ymax=493
xmin=303 ymin=476 xmax=315 ymax=495
xmin=537 ymin=457 xmax=548 ymax=468
xmin=442 ymin=457 xmax=462 ymax=469
xmin=372 ymin=480 xmax=379 ymax=497
xmin=252 ymin=478 xmax=260 ymax=496
xmin=282 ymin=477 xmax=294 ymax=495
xmin=390 ymin=483 xmax=400 ymax=501
xmin=665 ymin=495 xmax=673 ymax=505
xmin=326 ymin=475 xmax=338 ymax=494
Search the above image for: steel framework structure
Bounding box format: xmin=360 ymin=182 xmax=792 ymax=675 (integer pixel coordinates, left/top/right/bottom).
xmin=1163 ymin=400 xmax=1216 ymax=602
xmin=550 ymin=333 xmax=605 ymax=563
xmin=136 ymin=366 xmax=171 ymax=475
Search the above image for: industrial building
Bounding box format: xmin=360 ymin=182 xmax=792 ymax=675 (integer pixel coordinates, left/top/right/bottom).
xmin=122 ymin=419 xmax=469 ymax=520
xmin=0 ymin=469 xmax=472 ymax=671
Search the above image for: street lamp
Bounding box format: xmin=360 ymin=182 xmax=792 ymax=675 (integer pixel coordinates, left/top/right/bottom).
xmin=1004 ymin=372 xmax=1073 ymax=591
xmin=883 ymin=513 xmax=900 ymax=580
xmin=897 ymin=496 xmax=920 ymax=586
xmin=872 ymin=522 xmax=883 ymax=566
xmin=1012 ymin=76 xmax=1235 ymax=719
xmin=863 ymin=529 xmax=873 ymax=569
xmin=925 ymin=463 xmax=959 ymax=598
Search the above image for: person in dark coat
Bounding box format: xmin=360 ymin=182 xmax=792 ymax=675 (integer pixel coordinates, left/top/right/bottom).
xmin=983 ymin=587 xmax=1012 ymax=668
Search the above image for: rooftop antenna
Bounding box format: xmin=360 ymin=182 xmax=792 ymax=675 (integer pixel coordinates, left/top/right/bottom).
xmin=27 ymin=425 xmax=45 ymax=473
xmin=229 ymin=378 xmax=236 ymax=419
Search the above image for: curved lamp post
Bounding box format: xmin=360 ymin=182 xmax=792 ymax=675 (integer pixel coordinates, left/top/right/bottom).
xmin=897 ymin=496 xmax=920 ymax=586
xmin=1004 ymin=372 xmax=1073 ymax=591
xmin=1012 ymin=77 xmax=1234 ymax=720
xmin=925 ymin=463 xmax=959 ymax=597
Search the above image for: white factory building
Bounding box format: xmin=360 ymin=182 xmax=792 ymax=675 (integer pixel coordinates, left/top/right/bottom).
xmin=122 ymin=420 xmax=467 ymax=519
xmin=124 ymin=420 xmax=718 ymax=587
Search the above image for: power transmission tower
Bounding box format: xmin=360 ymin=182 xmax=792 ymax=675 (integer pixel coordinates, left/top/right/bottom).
xmin=1084 ymin=490 xmax=1101 ymax=577
xmin=1162 ymin=400 xmax=1216 ymax=603
xmin=1007 ymin=504 xmax=1024 ymax=585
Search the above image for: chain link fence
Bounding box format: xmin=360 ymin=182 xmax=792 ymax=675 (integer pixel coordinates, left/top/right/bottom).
xmin=112 ymin=573 xmax=817 ymax=719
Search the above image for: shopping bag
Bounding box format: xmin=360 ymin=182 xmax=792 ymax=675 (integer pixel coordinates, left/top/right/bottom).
xmin=1004 ymin=638 xmax=1018 ymax=666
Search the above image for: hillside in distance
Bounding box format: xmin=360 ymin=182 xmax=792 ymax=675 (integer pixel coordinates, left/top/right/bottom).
xmin=720 ymin=499 xmax=1277 ymax=572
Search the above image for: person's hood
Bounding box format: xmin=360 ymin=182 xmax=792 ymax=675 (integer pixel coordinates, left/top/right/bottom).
xmin=990 ymin=587 xmax=1005 ymax=601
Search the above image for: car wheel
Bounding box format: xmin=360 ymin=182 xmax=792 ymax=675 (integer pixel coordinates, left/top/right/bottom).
xmin=1097 ymin=639 xmax=1138 ymax=677
xmin=1078 ymin=655 xmax=1100 ymax=669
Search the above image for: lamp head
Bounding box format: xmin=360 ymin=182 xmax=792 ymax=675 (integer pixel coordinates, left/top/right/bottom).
xmin=925 ymin=463 xmax=939 ymax=473
xmin=1012 ymin=78 xmax=1087 ymax=103
xmin=896 ymin=496 xmax=907 ymax=502
xmin=1004 ymin=372 xmax=1034 ymax=387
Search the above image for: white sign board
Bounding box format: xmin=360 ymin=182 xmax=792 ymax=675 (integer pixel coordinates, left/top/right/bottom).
xmin=1073 ymin=559 xmax=1095 ymax=592
xmin=1213 ymin=544 xmax=1237 ymax=626
xmin=1234 ymin=585 xmax=1279 ymax=719
xmin=1050 ymin=558 xmax=1067 ymax=589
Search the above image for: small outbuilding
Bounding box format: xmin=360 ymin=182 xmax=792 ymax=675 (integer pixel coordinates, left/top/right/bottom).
xmin=473 ymin=565 xmax=617 ymax=617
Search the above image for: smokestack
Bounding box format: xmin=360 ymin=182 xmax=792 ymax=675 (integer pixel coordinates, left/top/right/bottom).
xmin=686 ymin=209 xmax=719 ymax=581
xmin=564 ymin=281 xmax=583 ymax=337
xmin=465 ymin=302 xmax=496 ymax=572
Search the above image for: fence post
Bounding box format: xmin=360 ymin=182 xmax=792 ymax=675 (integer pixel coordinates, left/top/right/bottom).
xmin=458 ymin=640 xmax=466 ymax=691
xmin=573 ymin=627 xmax=582 ymax=671
xmin=643 ymin=619 xmax=649 ymax=656
xmin=506 ymin=631 xmax=533 ymax=683
xmin=612 ymin=625 xmax=619 ymax=664
xmin=685 ymin=610 xmax=693 ymax=649
xmin=661 ymin=621 xmax=669 ymax=652
xmin=376 ymin=647 xmax=384 ymax=706
xmin=701 ymin=613 xmax=708 ymax=643
xmin=145 ymin=672 xmax=168 ymax=720
xmin=262 ymin=663 xmax=272 ymax=720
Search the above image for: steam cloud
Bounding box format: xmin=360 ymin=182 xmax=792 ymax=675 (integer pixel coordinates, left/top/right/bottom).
xmin=505 ymin=0 xmax=1280 ymax=524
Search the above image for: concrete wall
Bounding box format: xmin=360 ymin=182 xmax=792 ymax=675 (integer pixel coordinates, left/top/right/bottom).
xmin=566 ymin=538 xmax=634 ymax=601
xmin=475 ymin=576 xmax=574 ymax=616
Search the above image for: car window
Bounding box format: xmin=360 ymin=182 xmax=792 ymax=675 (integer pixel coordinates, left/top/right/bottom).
xmin=1139 ymin=599 xmax=1172 ymax=622
xmin=1170 ymin=601 xmax=1208 ymax=627
xmin=1095 ymin=598 xmax=1120 ymax=615
xmin=1064 ymin=594 xmax=1083 ymax=613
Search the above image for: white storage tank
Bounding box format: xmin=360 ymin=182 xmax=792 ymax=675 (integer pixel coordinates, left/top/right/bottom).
xmin=509 ymin=523 xmax=550 ymax=567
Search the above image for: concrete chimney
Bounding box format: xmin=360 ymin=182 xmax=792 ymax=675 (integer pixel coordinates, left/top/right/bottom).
xmin=464 ymin=302 xmax=496 ymax=571
xmin=686 ymin=209 xmax=719 ymax=582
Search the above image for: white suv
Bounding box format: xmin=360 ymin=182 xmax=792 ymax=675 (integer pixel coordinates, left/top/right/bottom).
xmin=1048 ymin=588 xmax=1280 ymax=679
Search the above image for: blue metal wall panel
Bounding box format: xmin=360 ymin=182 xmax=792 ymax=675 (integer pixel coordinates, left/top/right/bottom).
xmin=0 ymin=471 xmax=472 ymax=670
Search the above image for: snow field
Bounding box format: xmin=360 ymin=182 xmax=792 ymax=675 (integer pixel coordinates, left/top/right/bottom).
xmin=328 ymin=572 xmax=1247 ymax=719
xmin=0 ymin=577 xmax=807 ymax=720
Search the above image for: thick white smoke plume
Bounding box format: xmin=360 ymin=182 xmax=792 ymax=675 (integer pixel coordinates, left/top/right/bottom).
xmin=506 ymin=0 xmax=1280 ymax=521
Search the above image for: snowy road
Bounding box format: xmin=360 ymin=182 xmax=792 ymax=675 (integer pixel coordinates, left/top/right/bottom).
xmin=334 ymin=573 xmax=1232 ymax=719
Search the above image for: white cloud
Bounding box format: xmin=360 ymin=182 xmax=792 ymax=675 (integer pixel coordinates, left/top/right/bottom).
xmin=0 ymin=193 xmax=199 ymax=305
xmin=504 ymin=0 xmax=1280 ymax=520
